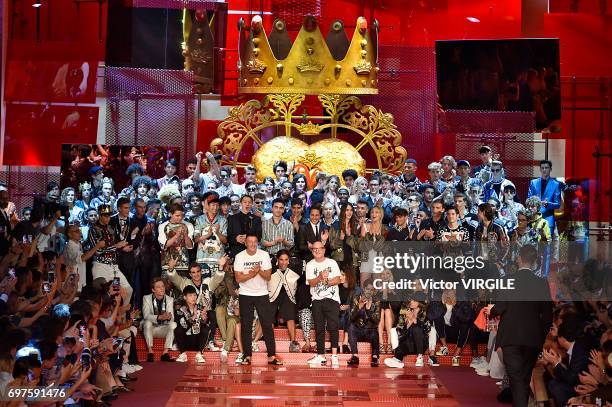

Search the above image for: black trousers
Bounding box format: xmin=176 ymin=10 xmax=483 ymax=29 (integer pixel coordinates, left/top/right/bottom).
xmin=239 ymin=294 xmax=276 ymax=357
xmin=433 ymin=317 xmax=472 ymax=349
xmin=395 ymin=325 xmax=425 ymax=359
xmin=348 ymin=324 xmax=379 ymax=356
xmin=312 ymin=299 xmax=339 ymax=354
xmin=502 ymin=345 xmax=540 ymax=407
xmin=174 ymin=324 xmax=210 ymax=353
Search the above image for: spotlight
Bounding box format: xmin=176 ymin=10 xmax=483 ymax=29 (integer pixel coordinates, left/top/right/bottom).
xmin=32 ymin=0 xmax=42 ymax=6
xmin=466 ymin=17 xmax=480 ymax=23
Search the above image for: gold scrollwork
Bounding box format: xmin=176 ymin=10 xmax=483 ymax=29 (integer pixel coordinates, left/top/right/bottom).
xmin=211 ymin=93 xmax=406 ymax=179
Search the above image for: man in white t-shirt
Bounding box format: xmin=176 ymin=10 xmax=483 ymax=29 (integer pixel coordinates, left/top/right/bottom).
xmin=305 ymin=240 xmax=341 ymax=367
xmin=234 ymin=234 xmax=282 ymax=365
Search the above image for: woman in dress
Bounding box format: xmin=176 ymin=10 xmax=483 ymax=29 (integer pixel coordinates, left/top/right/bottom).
xmin=358 ymin=205 xmax=387 ymax=286
xmin=324 ymin=175 xmax=341 ymax=211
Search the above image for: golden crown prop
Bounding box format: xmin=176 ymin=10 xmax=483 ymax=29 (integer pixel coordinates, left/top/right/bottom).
xmin=238 ymin=15 xmax=379 ymax=95
xmin=212 ymin=16 xmax=406 ymax=185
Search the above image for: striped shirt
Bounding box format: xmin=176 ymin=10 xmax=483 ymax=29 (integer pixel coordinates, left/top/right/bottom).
xmin=262 ymin=216 xmax=294 ymax=255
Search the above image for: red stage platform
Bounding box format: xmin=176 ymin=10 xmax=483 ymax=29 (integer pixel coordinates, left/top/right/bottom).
xmin=166 ymin=364 xmax=460 ymax=406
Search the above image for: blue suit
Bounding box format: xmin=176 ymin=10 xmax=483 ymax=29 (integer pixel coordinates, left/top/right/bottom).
xmin=527 ymin=177 xmax=561 ymax=233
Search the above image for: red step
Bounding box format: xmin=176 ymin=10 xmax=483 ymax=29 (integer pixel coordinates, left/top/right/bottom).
xmin=155 ymin=350 xmax=477 ymax=367
xmin=135 ymin=334 xmax=487 ymax=367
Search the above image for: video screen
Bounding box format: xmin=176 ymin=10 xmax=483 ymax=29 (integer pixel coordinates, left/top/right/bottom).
xmin=60 ymin=144 xmax=181 ymax=192
xmin=436 ymin=38 xmax=561 ymax=131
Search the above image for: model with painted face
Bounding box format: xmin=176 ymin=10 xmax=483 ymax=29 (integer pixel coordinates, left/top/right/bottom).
xmin=75 ymin=181 xmax=93 ymax=213
xmin=279 ymin=181 xmax=293 ymax=202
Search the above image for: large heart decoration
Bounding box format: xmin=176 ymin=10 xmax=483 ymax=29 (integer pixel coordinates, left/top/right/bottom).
xmin=252 ymin=136 xmax=366 ymax=188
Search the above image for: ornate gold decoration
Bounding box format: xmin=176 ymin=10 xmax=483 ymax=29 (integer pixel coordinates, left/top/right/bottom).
xmin=297 ymin=58 xmax=324 ymax=73
xmin=247 ymin=58 xmax=267 ymax=74
xmin=183 ymin=9 xmax=215 ymax=93
xmin=296 ymin=121 xmax=322 ymax=136
xmin=212 ymin=94 xmax=407 ymax=185
xmin=353 ymin=60 xmax=372 ymax=75
xmin=237 ymin=16 xmax=379 ymax=95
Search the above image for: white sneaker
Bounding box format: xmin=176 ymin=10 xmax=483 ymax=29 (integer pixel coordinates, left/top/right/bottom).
xmin=415 ymin=354 xmax=424 ymax=367
xmin=122 ymin=364 xmax=134 ymax=374
xmin=171 ymin=344 xmax=178 ymax=351
xmin=195 ymin=352 xmax=205 ymax=364
xmin=176 ymin=352 xmax=188 ymax=363
xmin=251 ymin=342 xmax=260 ymax=352
xmin=307 ymin=354 xmax=327 ymax=365
xmin=384 ymin=357 xmax=405 ymax=369
xmin=331 ymin=355 xmax=339 ymax=367
xmin=470 ymin=356 xmax=486 ymax=368
xmin=435 ymin=346 xmax=449 ymax=356
xmin=451 ymin=356 xmax=460 ymax=367
xmin=234 ymin=353 xmax=244 ymax=364
xmin=129 ymin=364 xmax=143 ymax=372
xmin=475 ymin=366 xmax=490 ymax=376
xmin=220 ymin=349 xmax=228 ymax=363
xmin=207 ymin=342 xmax=220 ymax=352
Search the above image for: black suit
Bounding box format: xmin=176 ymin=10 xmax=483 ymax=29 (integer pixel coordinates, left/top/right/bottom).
xmin=296 ymin=222 xmax=328 ymax=262
xmin=227 ymin=211 xmax=262 ymax=257
xmin=0 ymin=208 xmax=12 ymax=257
xmin=110 ymin=214 xmax=136 ymax=282
xmin=490 ymin=268 xmax=553 ymax=407
xmin=548 ymin=337 xmax=591 ymax=406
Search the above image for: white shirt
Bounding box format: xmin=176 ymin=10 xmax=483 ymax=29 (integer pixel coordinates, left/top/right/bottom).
xmin=305 ymin=257 xmax=341 ymax=303
xmin=234 ymin=248 xmax=272 ymax=296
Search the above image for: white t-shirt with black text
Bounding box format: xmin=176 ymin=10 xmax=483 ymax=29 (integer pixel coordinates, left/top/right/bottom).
xmin=305 ymin=257 xmax=341 ymax=303
xmin=234 ymin=248 xmax=273 ymax=296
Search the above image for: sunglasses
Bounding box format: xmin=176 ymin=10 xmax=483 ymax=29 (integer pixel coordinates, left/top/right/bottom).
xmin=255 ymin=201 xmax=265 ymax=205
xmin=184 ymin=184 xmax=194 ymax=188
xmin=407 ymin=198 xmax=418 ymax=202
xmin=247 ymin=187 xmax=257 ymax=191
xmin=491 ymin=169 xmax=502 ymax=173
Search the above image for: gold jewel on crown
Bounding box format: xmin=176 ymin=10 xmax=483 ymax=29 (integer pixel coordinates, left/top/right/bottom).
xmin=237 ymin=15 xmax=379 ymax=95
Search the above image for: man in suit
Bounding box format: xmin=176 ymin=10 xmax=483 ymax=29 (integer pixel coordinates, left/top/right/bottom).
xmin=527 ymin=160 xmax=561 ymax=234
xmin=543 ymin=315 xmax=591 ymax=407
xmin=227 ymin=195 xmax=262 ymax=257
xmin=487 ymin=245 xmax=553 ymax=407
xmin=296 ymin=203 xmax=329 ymax=262
xmin=110 ymin=197 xmax=137 ymax=284
xmin=142 ymin=277 xmax=176 ymax=362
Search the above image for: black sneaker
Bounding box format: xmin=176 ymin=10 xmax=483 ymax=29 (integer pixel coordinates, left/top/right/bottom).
xmin=347 ymin=356 xmax=360 ymax=366
xmin=428 ymin=355 xmax=440 ymax=366
xmin=147 ymin=353 xmax=154 ymax=362
xmin=160 ymin=353 xmax=175 ymax=362
xmin=370 ymin=356 xmax=379 ymax=367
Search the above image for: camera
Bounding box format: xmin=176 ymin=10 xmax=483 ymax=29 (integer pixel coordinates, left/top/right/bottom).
xmin=42 ymin=282 xmax=51 ymax=293
xmin=112 ymin=277 xmax=121 ymax=290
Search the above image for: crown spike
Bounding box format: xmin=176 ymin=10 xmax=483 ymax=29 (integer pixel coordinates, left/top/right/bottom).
xmin=238 ymin=16 xmax=378 ymax=95
xmin=269 ymin=19 xmax=292 ymax=60
xmin=326 ymin=19 xmax=350 ymax=61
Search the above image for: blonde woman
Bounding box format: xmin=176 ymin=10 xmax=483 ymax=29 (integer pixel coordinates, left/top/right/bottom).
xmin=348 ymin=176 xmax=368 ymax=205
xmin=358 ymin=205 xmax=387 ymax=287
